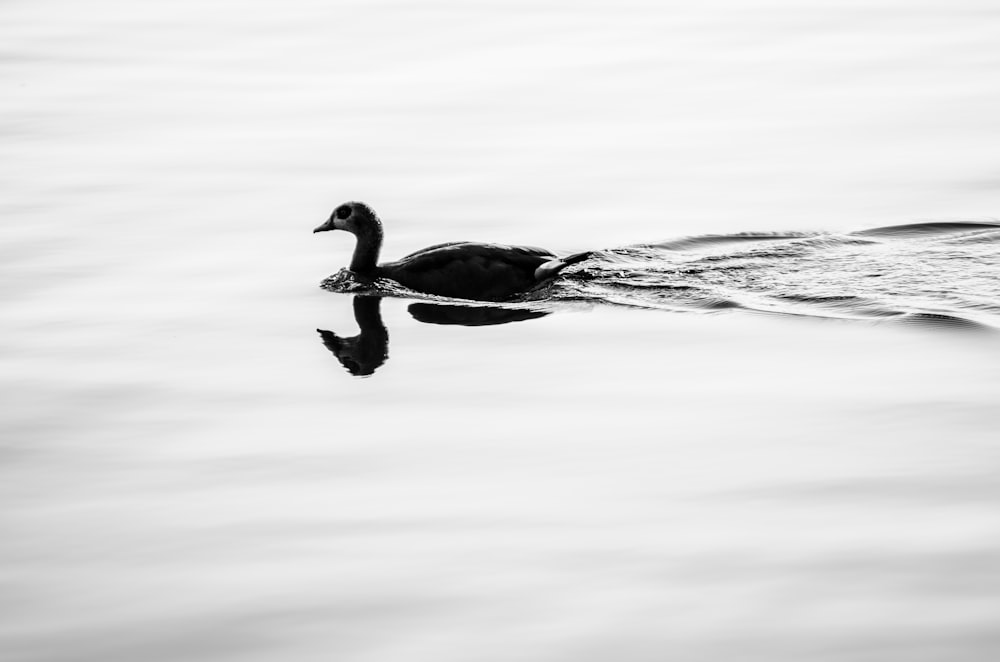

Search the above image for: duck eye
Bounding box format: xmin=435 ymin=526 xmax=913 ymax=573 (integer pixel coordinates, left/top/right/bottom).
xmin=336 ymin=205 xmax=352 ymax=220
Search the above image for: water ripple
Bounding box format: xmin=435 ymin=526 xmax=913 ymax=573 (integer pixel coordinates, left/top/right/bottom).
xmin=322 ymin=221 xmax=1000 ymax=330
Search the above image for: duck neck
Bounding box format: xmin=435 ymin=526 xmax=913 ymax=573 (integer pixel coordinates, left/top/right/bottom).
xmin=349 ymin=220 xmax=383 ymax=273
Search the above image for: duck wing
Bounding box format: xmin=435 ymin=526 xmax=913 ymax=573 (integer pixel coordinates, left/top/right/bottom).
xmin=377 ymin=243 xmax=557 ymax=301
xmin=397 ymin=241 xmax=472 ymax=259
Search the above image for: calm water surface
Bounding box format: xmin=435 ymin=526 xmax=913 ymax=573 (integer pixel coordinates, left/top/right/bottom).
xmin=3 ymin=1 xmax=1000 ymax=660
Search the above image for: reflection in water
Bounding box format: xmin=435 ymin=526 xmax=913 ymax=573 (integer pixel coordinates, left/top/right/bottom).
xmin=318 ymin=219 xmax=1000 ymax=377
xmin=316 ymin=297 xmax=388 ymax=376
xmin=317 ymin=296 xmax=550 ymax=376
xmin=407 ymin=303 xmax=549 ymax=326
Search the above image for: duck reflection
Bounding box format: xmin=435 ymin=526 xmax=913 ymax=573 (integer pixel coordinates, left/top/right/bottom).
xmin=317 ymin=295 xmax=549 ymax=376
xmin=408 ymin=302 xmax=548 ymax=326
xmin=316 ymin=297 xmax=389 ymax=376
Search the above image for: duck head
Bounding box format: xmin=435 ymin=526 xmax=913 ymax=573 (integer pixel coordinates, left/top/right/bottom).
xmin=314 ymin=201 xmax=381 ymax=235
xmin=314 ymin=201 xmax=385 ymax=273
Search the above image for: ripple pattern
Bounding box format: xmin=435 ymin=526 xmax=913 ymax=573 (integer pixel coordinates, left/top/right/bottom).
xmin=323 ymin=221 xmax=1000 ymax=329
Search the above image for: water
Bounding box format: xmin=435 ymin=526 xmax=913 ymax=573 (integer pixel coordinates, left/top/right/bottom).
xmin=324 ymin=220 xmax=1000 ymax=330
xmin=3 ymin=1 xmax=1000 ymax=660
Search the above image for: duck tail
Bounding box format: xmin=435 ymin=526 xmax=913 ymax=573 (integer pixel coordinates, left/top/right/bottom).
xmin=534 ymin=250 xmax=593 ymax=281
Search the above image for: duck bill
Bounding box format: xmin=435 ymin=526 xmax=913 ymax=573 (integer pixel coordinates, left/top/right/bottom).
xmin=313 ymin=218 xmax=337 ymax=233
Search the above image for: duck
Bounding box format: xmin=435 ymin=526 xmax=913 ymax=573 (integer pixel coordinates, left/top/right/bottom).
xmin=314 ymin=202 xmax=591 ymax=302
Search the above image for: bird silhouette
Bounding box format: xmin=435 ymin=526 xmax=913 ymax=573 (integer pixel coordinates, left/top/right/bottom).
xmin=314 ymin=202 xmax=590 ymax=302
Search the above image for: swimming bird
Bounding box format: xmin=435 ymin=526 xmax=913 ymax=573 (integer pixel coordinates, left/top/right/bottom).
xmin=314 ymin=202 xmax=590 ymax=302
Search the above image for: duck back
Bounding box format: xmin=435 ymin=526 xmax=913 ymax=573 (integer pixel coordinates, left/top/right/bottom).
xmin=377 ymin=243 xmax=556 ymax=301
